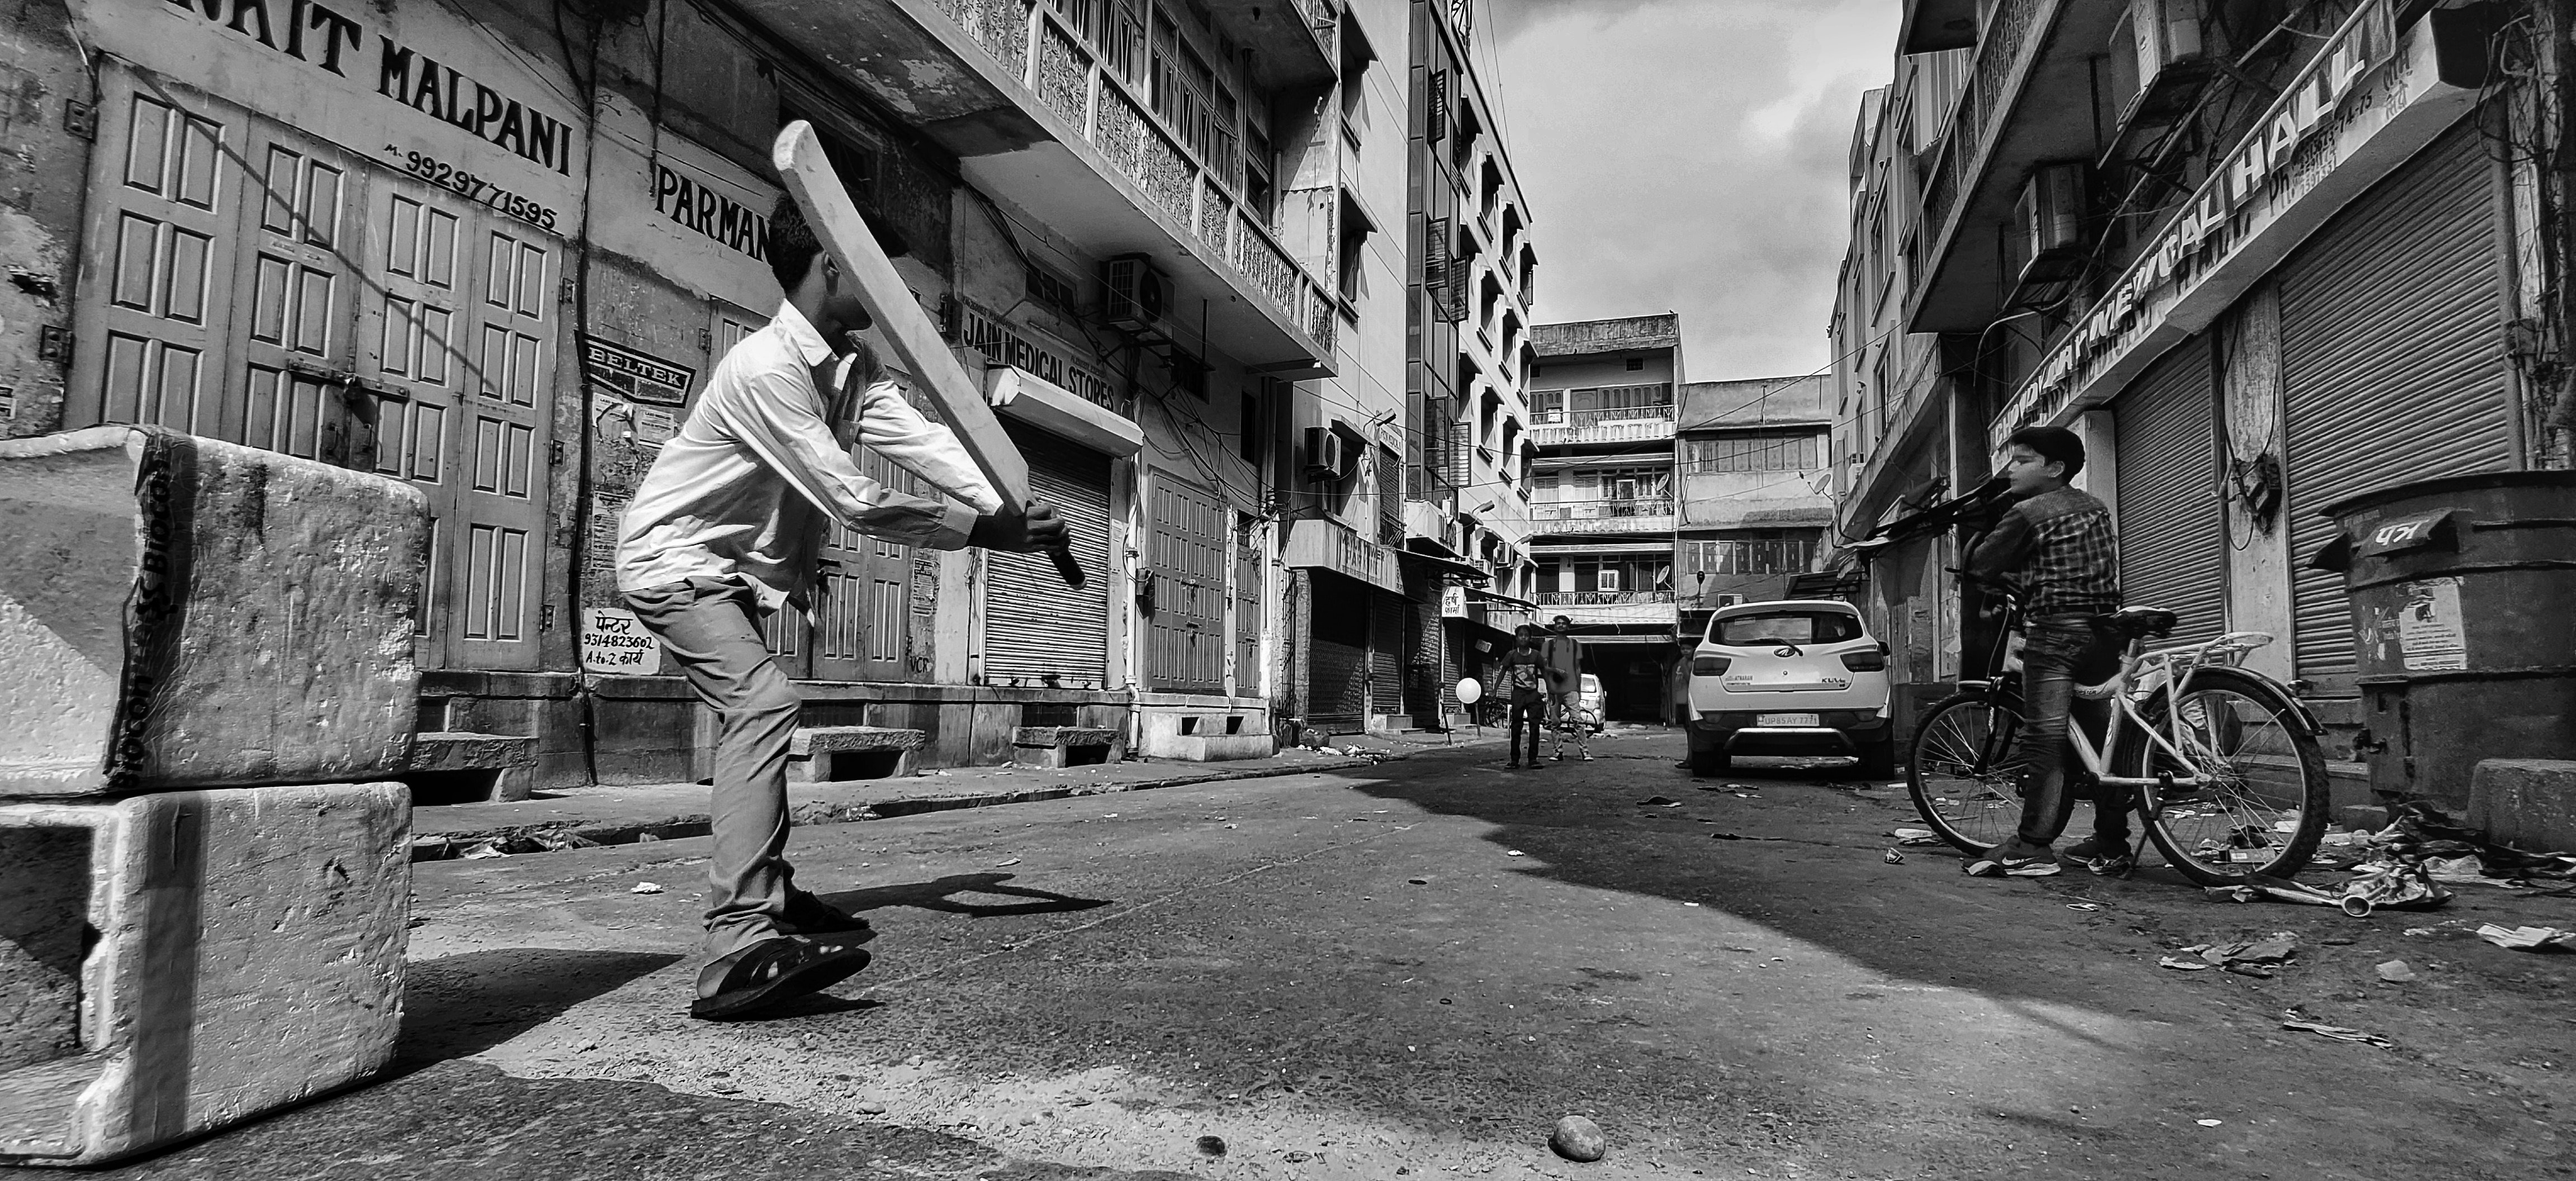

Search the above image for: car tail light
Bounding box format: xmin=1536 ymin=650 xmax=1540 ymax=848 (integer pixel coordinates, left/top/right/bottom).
xmin=1840 ymin=649 xmax=1887 ymax=672
xmin=1693 ymin=655 xmax=1731 ymax=675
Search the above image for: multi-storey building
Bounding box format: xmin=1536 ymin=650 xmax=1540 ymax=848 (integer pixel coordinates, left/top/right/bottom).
xmin=1390 ymin=0 xmax=1540 ymax=731
xmin=1844 ymin=0 xmax=2565 ymax=797
xmin=1673 ymin=375 xmax=1835 ymax=641
xmin=2 ymin=0 xmax=1480 ymax=791
xmin=1827 ymin=52 xmax=1969 ymax=736
xmin=1526 ymin=314 xmax=1680 ymax=721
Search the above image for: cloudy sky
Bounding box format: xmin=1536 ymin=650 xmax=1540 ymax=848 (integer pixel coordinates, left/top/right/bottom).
xmin=1488 ymin=0 xmax=1901 ymax=381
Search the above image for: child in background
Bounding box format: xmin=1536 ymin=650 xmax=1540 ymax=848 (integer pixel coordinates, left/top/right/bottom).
xmin=1499 ymin=625 xmax=1549 ymax=769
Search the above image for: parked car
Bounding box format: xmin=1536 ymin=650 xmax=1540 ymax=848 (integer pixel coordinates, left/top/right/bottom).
xmin=1684 ymin=600 xmax=1895 ymax=777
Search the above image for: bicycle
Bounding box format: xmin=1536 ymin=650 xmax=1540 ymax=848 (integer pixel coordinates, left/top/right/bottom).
xmin=1905 ymin=577 xmax=2332 ymax=885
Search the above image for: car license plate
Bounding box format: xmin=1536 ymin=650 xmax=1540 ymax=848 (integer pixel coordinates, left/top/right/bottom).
xmin=1756 ymin=712 xmax=1820 ymax=726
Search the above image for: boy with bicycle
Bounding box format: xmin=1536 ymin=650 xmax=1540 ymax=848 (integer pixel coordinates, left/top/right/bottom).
xmin=1961 ymin=426 xmax=2134 ymax=878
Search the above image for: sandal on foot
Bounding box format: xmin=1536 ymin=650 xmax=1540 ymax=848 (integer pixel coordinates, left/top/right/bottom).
xmin=690 ymin=935 xmax=873 ymax=1021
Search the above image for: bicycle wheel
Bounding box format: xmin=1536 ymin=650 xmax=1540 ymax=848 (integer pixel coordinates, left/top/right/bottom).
xmin=1908 ymin=692 xmax=2030 ymax=854
xmin=2122 ymin=666 xmax=2331 ymax=886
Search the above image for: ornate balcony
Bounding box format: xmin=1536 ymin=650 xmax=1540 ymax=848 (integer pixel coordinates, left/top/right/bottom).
xmin=1528 ymin=396 xmax=1674 ymax=446
xmin=1530 ymin=498 xmax=1675 ymax=536
xmin=1534 ymin=590 xmax=1674 ymax=627
xmin=736 ymin=0 xmax=1338 ymax=373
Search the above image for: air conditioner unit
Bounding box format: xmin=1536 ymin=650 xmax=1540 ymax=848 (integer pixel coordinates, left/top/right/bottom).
xmin=1102 ymin=254 xmax=1168 ymax=330
xmin=2129 ymin=0 xmax=2204 ymax=86
xmin=1302 ymin=426 xmax=1346 ymax=479
xmin=2011 ymin=163 xmax=2089 ymax=286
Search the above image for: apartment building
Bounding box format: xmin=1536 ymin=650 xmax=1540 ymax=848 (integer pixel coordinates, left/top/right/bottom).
xmin=1845 ymin=0 xmax=2560 ymax=793
xmin=6 ymin=0 xmax=1455 ymax=790
xmin=1673 ymin=375 xmax=1835 ymax=641
xmin=1526 ymin=314 xmax=1680 ymax=721
xmin=1391 ymin=0 xmax=1541 ymax=730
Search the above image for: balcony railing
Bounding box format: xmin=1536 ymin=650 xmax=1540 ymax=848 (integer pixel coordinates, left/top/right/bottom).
xmin=1537 ymin=590 xmax=1674 ymax=606
xmin=1919 ymin=0 xmax=2048 ymax=261
xmin=1529 ymin=401 xmax=1676 ymax=446
xmin=968 ymin=2 xmax=1336 ymax=353
xmin=1532 ymin=498 xmax=1675 ymax=534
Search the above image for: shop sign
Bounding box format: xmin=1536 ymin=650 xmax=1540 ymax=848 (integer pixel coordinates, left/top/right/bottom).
xmin=1993 ymin=0 xmax=2471 ymax=445
xmin=654 ymin=159 xmax=770 ymax=262
xmin=580 ymin=607 xmax=660 ymax=674
xmin=1282 ymin=518 xmax=1400 ymax=595
xmin=157 ymin=0 xmax=579 ymax=174
xmin=1441 ymin=585 xmax=1467 ymax=618
xmin=954 ymin=301 xmax=1124 ymax=413
xmin=582 ymin=336 xmax=697 ymax=408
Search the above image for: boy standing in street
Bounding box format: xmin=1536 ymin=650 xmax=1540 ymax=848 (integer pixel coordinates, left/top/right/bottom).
xmin=1540 ymin=615 xmax=1592 ymax=761
xmin=1500 ymin=625 xmax=1549 ymax=769
xmin=1961 ymin=426 xmax=2129 ymax=878
xmin=617 ymin=197 xmax=1068 ymax=1019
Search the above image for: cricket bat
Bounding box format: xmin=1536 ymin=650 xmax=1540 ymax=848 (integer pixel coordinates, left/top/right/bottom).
xmin=772 ymin=120 xmax=1085 ymax=589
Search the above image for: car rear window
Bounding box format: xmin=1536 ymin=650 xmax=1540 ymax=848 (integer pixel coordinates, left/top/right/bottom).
xmin=1712 ymin=611 xmax=1863 ymax=646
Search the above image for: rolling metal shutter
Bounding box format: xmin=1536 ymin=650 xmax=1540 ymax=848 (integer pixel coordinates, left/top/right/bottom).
xmin=2280 ymin=121 xmax=2509 ymax=692
xmin=1306 ymin=573 xmax=1370 ymax=727
xmin=2113 ymin=338 xmax=2226 ymax=646
xmin=982 ymin=423 xmax=1112 ymax=688
xmin=1370 ymin=591 xmax=1408 ymax=719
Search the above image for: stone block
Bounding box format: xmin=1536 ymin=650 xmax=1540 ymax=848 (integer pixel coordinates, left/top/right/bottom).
xmin=786 ymin=726 xmax=925 ymax=783
xmin=0 ymin=428 xmax=426 ymax=799
xmin=0 ymin=782 xmax=410 ymax=1166
xmin=2467 ymin=759 xmax=2576 ymax=853
xmin=1147 ymin=733 xmax=1277 ymax=762
xmin=1010 ymin=726 xmax=1121 ymax=768
xmin=405 ymin=733 xmax=539 ymax=804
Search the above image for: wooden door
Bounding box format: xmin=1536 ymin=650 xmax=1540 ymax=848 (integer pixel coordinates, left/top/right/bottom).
xmin=809 ymin=448 xmax=915 ymax=683
xmin=76 ymin=86 xmax=242 ymax=437
xmin=1145 ymin=476 xmax=1225 ymax=693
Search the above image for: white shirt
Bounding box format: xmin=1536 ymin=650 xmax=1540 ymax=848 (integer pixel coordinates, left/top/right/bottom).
xmin=614 ymin=301 xmax=1001 ymax=609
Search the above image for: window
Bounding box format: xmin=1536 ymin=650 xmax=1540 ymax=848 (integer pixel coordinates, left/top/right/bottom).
xmin=1682 ymin=432 xmax=1824 ymax=473
xmin=1239 ymin=386 xmax=1263 ymax=465
xmin=1716 ymin=610 xmax=1861 ymax=646
xmin=1625 ymin=357 xmax=1645 ymax=371
xmin=1243 ymin=125 xmax=1276 ymax=224
xmin=1057 ymin=0 xmax=1147 ymax=82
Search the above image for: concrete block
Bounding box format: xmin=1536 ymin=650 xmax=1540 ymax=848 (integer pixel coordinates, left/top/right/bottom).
xmin=1147 ymin=733 xmax=1277 ymax=762
xmin=0 ymin=782 xmax=410 ymax=1166
xmin=2467 ymin=759 xmax=2576 ymax=853
xmin=786 ymin=726 xmax=925 ymax=783
xmin=1010 ymin=726 xmax=1121 ymax=768
xmin=0 ymin=427 xmax=426 ymax=799
xmin=404 ymin=733 xmax=538 ymax=803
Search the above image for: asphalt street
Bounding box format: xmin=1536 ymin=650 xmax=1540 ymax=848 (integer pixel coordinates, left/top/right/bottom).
xmin=98 ymin=729 xmax=2576 ymax=1179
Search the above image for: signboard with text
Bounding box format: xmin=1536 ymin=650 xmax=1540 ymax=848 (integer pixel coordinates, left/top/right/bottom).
xmin=581 ymin=608 xmax=660 ymax=674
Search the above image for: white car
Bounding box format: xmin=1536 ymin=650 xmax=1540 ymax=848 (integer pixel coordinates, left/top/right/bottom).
xmin=1684 ymin=600 xmax=1895 ymax=776
xmin=1573 ymin=674 xmax=1607 ymax=732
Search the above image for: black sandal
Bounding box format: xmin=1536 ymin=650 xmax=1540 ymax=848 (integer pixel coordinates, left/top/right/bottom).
xmin=690 ymin=935 xmax=873 ymax=1021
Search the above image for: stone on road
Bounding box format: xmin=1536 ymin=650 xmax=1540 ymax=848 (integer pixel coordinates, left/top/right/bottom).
xmin=1550 ymin=1114 xmax=1608 ymax=1161
xmin=75 ymin=730 xmax=2576 ymax=1179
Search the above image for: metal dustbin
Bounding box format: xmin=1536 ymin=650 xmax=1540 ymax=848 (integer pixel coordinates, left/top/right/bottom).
xmin=2312 ymin=471 xmax=2576 ymax=807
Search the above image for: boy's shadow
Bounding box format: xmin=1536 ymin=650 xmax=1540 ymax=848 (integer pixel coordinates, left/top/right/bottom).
xmin=817 ymin=872 xmax=1112 ymax=919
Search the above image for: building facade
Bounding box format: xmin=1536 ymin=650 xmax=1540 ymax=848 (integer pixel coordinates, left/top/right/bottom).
xmin=3 ymin=0 xmax=1512 ymax=790
xmin=1846 ymin=0 xmax=2568 ymax=797
xmin=1674 ymin=374 xmax=1835 ymax=641
xmin=1526 ymin=314 xmax=1680 ymax=721
xmin=1391 ymin=0 xmax=1539 ymax=731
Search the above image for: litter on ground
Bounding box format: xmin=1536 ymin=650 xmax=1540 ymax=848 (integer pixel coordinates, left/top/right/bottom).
xmin=2476 ymin=924 xmax=2576 ymax=951
xmin=2281 ymin=1014 xmax=2393 ymax=1048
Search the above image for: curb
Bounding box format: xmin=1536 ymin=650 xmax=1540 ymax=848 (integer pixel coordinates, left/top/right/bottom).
xmin=406 ymin=754 xmax=1399 ymax=862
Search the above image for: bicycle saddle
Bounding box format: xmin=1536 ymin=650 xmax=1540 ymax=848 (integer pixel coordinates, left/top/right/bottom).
xmin=2089 ymin=607 xmax=2179 ymax=639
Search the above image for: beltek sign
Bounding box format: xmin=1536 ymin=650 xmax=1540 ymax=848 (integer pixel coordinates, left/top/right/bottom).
xmin=165 ymin=0 xmax=578 ymax=173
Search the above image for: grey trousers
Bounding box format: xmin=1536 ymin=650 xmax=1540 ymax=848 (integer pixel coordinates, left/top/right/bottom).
xmin=622 ymin=576 xmax=802 ymax=960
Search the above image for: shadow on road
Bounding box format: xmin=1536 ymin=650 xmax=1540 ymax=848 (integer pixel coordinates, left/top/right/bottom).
xmin=1327 ymin=736 xmax=2154 ymax=1019
xmin=820 ymin=872 xmax=1114 ymax=919
xmin=396 ymin=948 xmax=681 ymax=1072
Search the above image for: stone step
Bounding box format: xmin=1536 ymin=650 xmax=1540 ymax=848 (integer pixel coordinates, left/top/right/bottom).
xmin=788 ymin=726 xmax=925 ymax=783
xmin=0 ymin=783 xmax=409 ymax=1165
xmin=405 ymin=733 xmax=538 ymax=805
xmin=0 ymin=427 xmax=425 ymax=800
xmin=1011 ymin=726 xmax=1121 ymax=769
